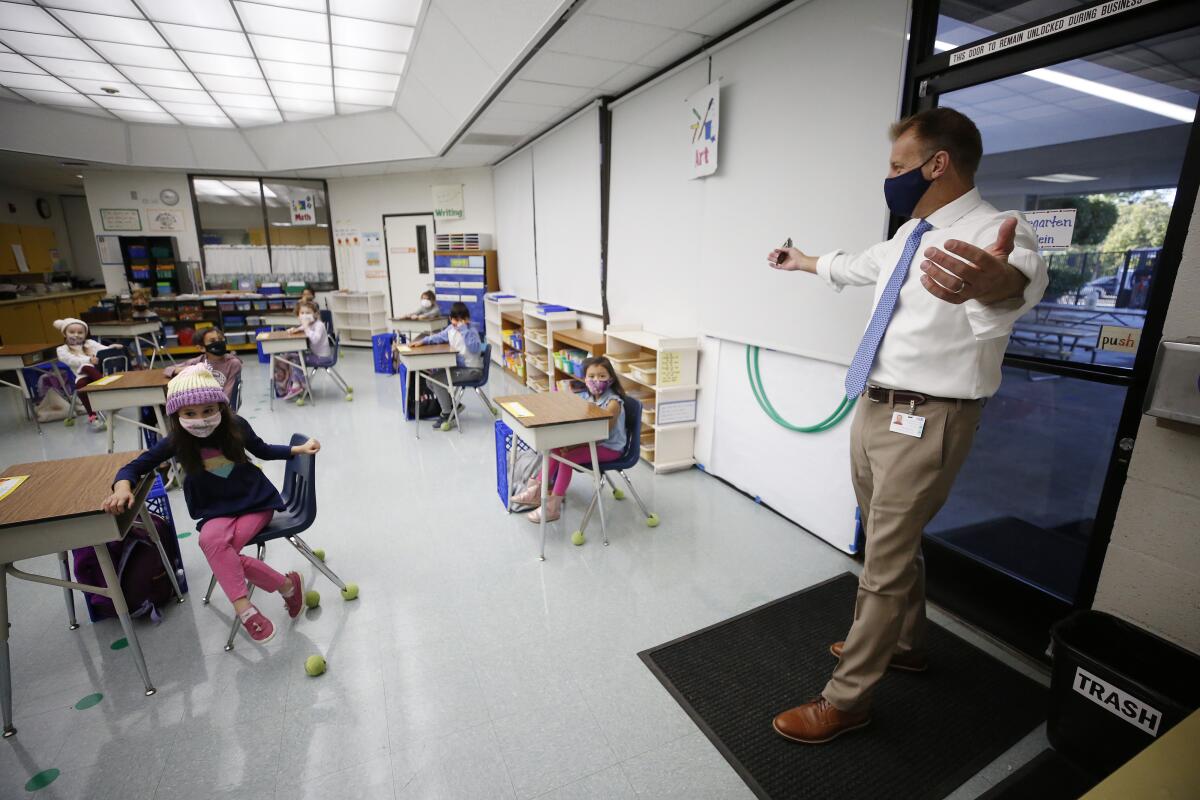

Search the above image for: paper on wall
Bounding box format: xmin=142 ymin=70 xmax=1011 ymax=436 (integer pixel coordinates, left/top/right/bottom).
xmin=11 ymin=244 xmax=28 ymax=272
xmin=1023 ymin=208 xmax=1077 ymax=251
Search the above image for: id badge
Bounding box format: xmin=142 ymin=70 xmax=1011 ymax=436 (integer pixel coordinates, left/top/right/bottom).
xmin=889 ymin=411 xmax=925 ymax=438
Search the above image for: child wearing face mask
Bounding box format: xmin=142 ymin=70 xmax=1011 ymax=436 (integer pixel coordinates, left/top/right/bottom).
xmin=289 ymin=300 xmax=332 ymax=360
xmin=104 ymin=365 xmax=321 ymax=643
xmin=164 ymin=326 xmax=242 ymax=403
xmin=408 ymin=301 xmax=483 ymax=430
xmin=400 ymin=290 xmax=441 ymax=321
xmin=513 ymin=356 xmax=627 ymax=523
xmin=54 ymin=317 xmax=122 ymax=432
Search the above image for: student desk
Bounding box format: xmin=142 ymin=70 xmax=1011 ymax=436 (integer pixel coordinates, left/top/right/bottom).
xmin=0 ymin=343 xmax=76 ymax=433
xmin=260 ymin=313 xmax=298 ymax=329
xmin=77 ymin=369 xmax=171 ymax=457
xmin=88 ymin=320 xmax=170 ymax=368
xmin=395 ymin=343 xmax=460 ymax=439
xmin=494 ymin=393 xmax=613 ymax=561
xmin=388 ymin=317 xmax=446 ymax=342
xmin=0 ymin=452 xmax=186 ymax=737
xmin=256 ymin=331 xmax=312 ymax=408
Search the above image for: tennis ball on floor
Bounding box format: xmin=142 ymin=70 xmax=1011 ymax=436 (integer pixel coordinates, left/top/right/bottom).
xmin=312 ymin=548 xmax=325 ymax=561
xmin=304 ymin=590 xmax=320 ymax=608
xmin=64 ymin=417 xmax=75 ymax=427
xmin=304 ymin=654 xmax=326 ymax=677
xmin=296 ymin=398 xmax=306 ymax=407
xmin=340 ymin=583 xmax=359 ymax=601
xmin=571 ymin=531 xmax=585 ymax=546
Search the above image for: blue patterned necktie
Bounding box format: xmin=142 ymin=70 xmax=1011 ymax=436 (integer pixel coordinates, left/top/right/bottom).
xmin=844 ymin=219 xmax=933 ymax=398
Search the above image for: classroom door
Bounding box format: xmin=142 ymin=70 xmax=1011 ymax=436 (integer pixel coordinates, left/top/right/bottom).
xmin=383 ymin=214 xmax=435 ymax=318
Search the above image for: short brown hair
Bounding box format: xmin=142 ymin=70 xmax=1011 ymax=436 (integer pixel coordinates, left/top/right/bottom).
xmin=890 ymin=108 xmax=983 ymax=178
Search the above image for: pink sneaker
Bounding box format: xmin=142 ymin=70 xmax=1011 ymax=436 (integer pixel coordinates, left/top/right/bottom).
xmin=282 ymin=572 xmax=303 ymax=618
xmin=239 ymin=607 xmax=275 ymax=643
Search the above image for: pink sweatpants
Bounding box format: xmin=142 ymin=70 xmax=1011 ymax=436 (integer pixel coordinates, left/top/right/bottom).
xmin=540 ymin=445 xmax=620 ymax=496
xmin=199 ymin=510 xmax=286 ymax=603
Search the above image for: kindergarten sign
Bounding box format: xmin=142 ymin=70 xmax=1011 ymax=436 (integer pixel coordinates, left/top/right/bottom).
xmin=1024 ymin=208 xmax=1077 ymax=251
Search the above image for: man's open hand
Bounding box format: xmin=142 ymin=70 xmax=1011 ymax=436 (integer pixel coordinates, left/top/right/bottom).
xmin=919 ymin=217 xmax=1027 ymax=305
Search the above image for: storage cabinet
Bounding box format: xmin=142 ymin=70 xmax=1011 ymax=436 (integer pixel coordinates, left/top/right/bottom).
xmin=0 ymin=223 xmax=59 ymax=274
xmin=0 ymin=290 xmax=106 ymax=344
xmin=329 ymin=291 xmax=387 ymax=346
xmin=432 ymin=249 xmax=499 ymax=336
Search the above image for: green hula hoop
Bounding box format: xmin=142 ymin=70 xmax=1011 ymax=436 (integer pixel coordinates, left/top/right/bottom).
xmin=746 ymin=345 xmax=856 ymax=433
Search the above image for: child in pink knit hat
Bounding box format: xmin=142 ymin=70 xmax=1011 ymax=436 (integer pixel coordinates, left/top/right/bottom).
xmin=104 ymin=364 xmax=321 ymax=644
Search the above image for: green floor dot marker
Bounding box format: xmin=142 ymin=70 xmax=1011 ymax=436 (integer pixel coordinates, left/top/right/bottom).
xmin=25 ymin=769 xmax=60 ymax=791
xmin=110 ymin=638 xmax=128 ymax=651
xmin=74 ymin=693 xmax=103 ymax=710
xmin=177 ymin=531 xmax=193 ymax=539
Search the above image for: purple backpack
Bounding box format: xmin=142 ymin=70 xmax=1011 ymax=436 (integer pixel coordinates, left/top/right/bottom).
xmin=72 ymin=513 xmax=179 ymax=623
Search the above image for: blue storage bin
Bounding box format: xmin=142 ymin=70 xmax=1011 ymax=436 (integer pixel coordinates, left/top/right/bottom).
xmin=495 ymin=420 xmax=532 ymax=509
xmin=255 ymin=327 xmax=271 ymax=363
xmin=372 ymin=332 xmax=395 ymax=374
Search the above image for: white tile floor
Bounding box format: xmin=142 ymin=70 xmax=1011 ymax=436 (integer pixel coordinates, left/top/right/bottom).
xmin=1 ymin=351 xmax=1050 ymax=799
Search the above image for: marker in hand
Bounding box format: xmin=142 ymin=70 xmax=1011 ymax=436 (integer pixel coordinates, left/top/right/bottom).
xmin=776 ymin=237 xmax=792 ymax=265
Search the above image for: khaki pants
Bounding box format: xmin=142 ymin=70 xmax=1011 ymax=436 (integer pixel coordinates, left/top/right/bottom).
xmin=822 ymin=394 xmax=982 ymax=713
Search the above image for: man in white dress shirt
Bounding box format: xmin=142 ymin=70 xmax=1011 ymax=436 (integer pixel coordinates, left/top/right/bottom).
xmin=767 ymin=108 xmax=1048 ymax=743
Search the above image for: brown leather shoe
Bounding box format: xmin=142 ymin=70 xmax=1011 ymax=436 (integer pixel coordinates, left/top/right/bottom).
xmin=829 ymin=641 xmax=928 ymax=673
xmin=773 ymin=697 xmax=870 ymax=744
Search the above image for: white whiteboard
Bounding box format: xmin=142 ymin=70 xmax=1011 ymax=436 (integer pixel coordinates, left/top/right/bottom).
xmin=607 ymin=0 xmax=910 ymax=364
xmin=532 ymin=106 xmax=603 ymax=314
xmin=493 ymin=148 xmax=539 ymax=301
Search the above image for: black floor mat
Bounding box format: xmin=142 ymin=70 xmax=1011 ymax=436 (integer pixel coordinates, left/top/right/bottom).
xmin=640 ymin=573 xmax=1047 ymax=800
xmin=976 ymin=749 xmax=1099 ymax=800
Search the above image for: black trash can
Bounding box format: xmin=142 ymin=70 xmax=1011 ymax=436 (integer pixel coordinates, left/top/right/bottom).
xmin=1048 ymin=610 xmax=1200 ymax=775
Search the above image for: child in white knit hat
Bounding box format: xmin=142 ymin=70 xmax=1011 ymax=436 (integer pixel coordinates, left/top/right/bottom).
xmin=54 ymin=317 xmax=121 ymax=431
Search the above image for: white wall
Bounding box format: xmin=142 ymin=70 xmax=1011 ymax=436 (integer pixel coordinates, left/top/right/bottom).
xmin=0 ymin=183 xmax=76 ymax=278
xmin=326 ymin=167 xmax=496 ymax=296
xmin=81 ymin=169 xmax=200 ymax=294
xmin=60 ymin=195 xmax=103 ymax=286
xmin=493 ymin=149 xmax=538 ymax=301
xmin=1094 ymin=199 xmax=1200 ymax=654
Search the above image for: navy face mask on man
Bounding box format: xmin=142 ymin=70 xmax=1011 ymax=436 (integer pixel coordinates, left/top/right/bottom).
xmin=883 ymin=152 xmax=937 ymax=218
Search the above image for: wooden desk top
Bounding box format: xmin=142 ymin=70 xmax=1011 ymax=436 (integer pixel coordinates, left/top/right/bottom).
xmin=77 ymin=368 xmax=170 ymax=394
xmin=494 ymin=392 xmax=609 ymax=428
xmin=396 ymin=343 xmax=457 ymax=356
xmin=0 ymin=343 xmax=59 ymax=362
xmin=256 ymin=330 xmax=307 ymax=341
xmin=390 ymin=316 xmax=446 ymax=324
xmin=0 ymin=451 xmax=141 ymax=528
xmin=554 ymin=328 xmax=606 ymax=353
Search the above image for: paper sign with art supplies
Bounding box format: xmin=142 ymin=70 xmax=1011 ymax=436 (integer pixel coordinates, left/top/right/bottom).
xmin=0 ymin=475 xmax=29 ymax=502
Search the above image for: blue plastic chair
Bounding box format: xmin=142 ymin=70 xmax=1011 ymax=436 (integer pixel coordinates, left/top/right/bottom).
xmin=305 ymin=332 xmax=352 ymax=401
xmin=201 ymin=433 xmax=355 ymax=650
xmin=449 ymin=344 xmax=497 ymax=419
xmin=95 ymin=346 xmax=128 ymax=375
xmin=574 ymin=395 xmax=660 ymax=545
xmin=228 ymin=373 xmax=243 ymax=413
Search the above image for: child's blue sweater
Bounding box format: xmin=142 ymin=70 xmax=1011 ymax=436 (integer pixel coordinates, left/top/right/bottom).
xmin=115 ymin=416 xmax=292 ymax=529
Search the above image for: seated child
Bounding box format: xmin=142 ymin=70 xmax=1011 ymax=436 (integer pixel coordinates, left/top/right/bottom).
xmin=400 ymin=290 xmax=441 ymax=321
xmin=514 ymin=356 xmax=627 ymax=522
xmin=54 ymin=317 xmax=123 ymax=431
xmin=165 ymin=326 xmax=242 ymax=403
xmin=104 ymin=365 xmax=321 ymax=643
xmin=408 ymin=301 xmax=483 ymax=430
xmin=272 ymin=301 xmax=329 ymax=400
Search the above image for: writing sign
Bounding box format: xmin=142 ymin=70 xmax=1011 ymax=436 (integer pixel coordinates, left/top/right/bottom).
xmin=1024 ymin=208 xmax=1077 ymax=250
xmin=1099 ymin=325 xmax=1141 ymax=353
xmin=433 ymin=184 xmax=464 ymax=221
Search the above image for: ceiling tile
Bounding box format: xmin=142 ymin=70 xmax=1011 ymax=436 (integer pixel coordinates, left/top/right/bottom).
xmin=548 ymin=14 xmax=676 ymax=63
xmin=233 ymin=2 xmax=328 ymax=42
xmin=636 ymin=30 xmax=705 ymax=68
xmin=49 ymin=10 xmax=165 ymax=46
xmin=330 ymin=16 xmax=413 ymax=52
xmin=332 ymin=67 xmax=397 ymax=92
xmin=587 ymin=0 xmax=726 ymax=30
xmin=137 ymin=0 xmax=241 ymax=30
xmin=482 ymin=99 xmax=564 ymax=123
xmin=500 ymin=79 xmax=590 ymax=107
xmin=238 ymin=0 xmax=325 ymax=11
xmin=63 ymin=77 xmax=148 ymax=98
xmin=173 ymin=112 xmax=235 ymax=127
xmin=91 ymin=41 xmax=187 ymax=69
xmin=143 ymin=85 xmax=213 ymax=104
xmin=0 ymin=3 xmax=73 ymax=35
xmin=178 ymin=51 xmax=260 ymax=78
xmin=275 ymin=96 xmax=334 ymax=114
xmin=282 ymin=109 xmax=327 ymax=121
xmin=470 ymin=117 xmax=542 ymax=137
xmin=56 ymin=104 xmax=113 ymax=116
xmin=259 ymin=60 xmax=330 ymax=85
xmin=331 ymin=45 xmax=405 ymax=73
xmin=335 ymin=86 xmax=393 ymax=106
xmin=158 ymin=99 xmax=221 ymax=115
xmin=119 ymin=65 xmax=202 ymax=89
xmin=224 ymin=106 xmax=283 ymax=126
xmin=435 ymin=0 xmax=562 ymax=74
xmin=110 ymin=108 xmax=177 ymax=123
xmin=91 ymin=93 xmax=163 ymax=111
xmin=0 ymin=70 xmax=74 ymax=92
xmin=332 ymin=101 xmax=380 ymax=115
xmin=248 ymin=34 xmax=331 ymax=66
xmin=523 ymin=51 xmax=626 ymax=88
xmin=0 ymin=30 xmax=103 ymax=60
xmin=211 ymin=91 xmax=277 ymax=110
xmin=28 ymin=55 xmax=124 ymax=80
xmin=269 ymin=80 xmax=333 ymax=101
xmin=198 ymin=73 xmax=270 ymax=95
xmin=330 ymin=0 xmax=421 ymax=26
xmin=158 ymin=23 xmax=253 ymax=57
xmin=41 ymin=0 xmax=141 ymax=16
xmin=0 ymin=52 xmax=43 ymax=73
xmin=596 ymin=62 xmax=656 ymax=94
xmin=12 ymin=87 xmax=98 ymax=106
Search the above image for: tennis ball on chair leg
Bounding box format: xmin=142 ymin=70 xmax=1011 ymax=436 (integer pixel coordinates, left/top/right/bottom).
xmin=340 ymin=583 xmax=359 ymax=601
xmin=304 ymin=590 xmax=320 ymax=608
xmin=304 ymin=654 xmax=326 ymax=677
xmin=312 ymin=548 xmax=325 ymax=562
xmin=571 ymin=531 xmax=585 ymax=546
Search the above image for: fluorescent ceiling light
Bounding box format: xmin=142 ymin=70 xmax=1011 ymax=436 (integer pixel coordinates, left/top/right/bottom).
xmin=209 ymin=90 xmax=276 ymax=110
xmin=335 ymin=86 xmax=393 ymax=106
xmin=90 ymin=41 xmax=186 ymax=69
xmin=241 ymin=0 xmax=325 ymax=11
xmin=330 ymin=16 xmax=412 ymax=52
xmin=194 ymin=178 xmax=238 ymax=195
xmin=0 ymin=30 xmax=102 ymax=60
xmin=333 ymin=67 xmax=397 ymax=92
xmin=1026 ymin=173 xmax=1099 ymax=183
xmin=158 ymin=99 xmax=221 ymax=115
xmin=142 ymin=85 xmax=212 ymax=104
xmin=136 ymin=0 xmax=241 ymax=30
xmin=158 ymin=23 xmax=252 ymax=57
xmin=63 ymin=77 xmax=147 ymax=97
xmin=49 ymin=10 xmax=165 ymax=47
xmin=42 ymin=0 xmax=141 ymax=15
xmin=29 ymin=56 xmax=124 ymax=80
xmin=330 ymin=0 xmax=422 ymax=26
xmin=111 ymin=108 xmax=177 ymax=123
xmin=91 ymin=94 xmax=163 ymax=112
xmin=259 ymin=60 xmax=330 ymax=85
xmin=261 ymin=184 xmax=278 ymax=198
xmin=0 ymin=70 xmax=73 ymax=91
xmin=119 ymin=65 xmax=201 ymax=89
xmin=173 ymin=113 xmax=234 ymax=127
xmin=198 ymin=73 xmax=269 ymax=95
xmin=0 ymin=3 xmax=72 ymax=35
xmin=934 ymin=40 xmax=1196 ymax=124
xmin=178 ymin=51 xmax=260 ymax=78
xmin=331 ymin=45 xmax=405 ymax=73
xmin=224 ymin=107 xmax=283 ymax=125
xmin=275 ymin=96 xmax=333 ymax=114
xmin=234 ymin=2 xmax=328 ymax=42
xmin=268 ymin=80 xmax=332 ymax=101
xmin=248 ymin=34 xmax=330 ymax=66
xmin=0 ymin=52 xmax=44 ymax=73
xmin=337 ymin=101 xmax=381 ymax=115
xmin=12 ymin=87 xmax=96 ymax=106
